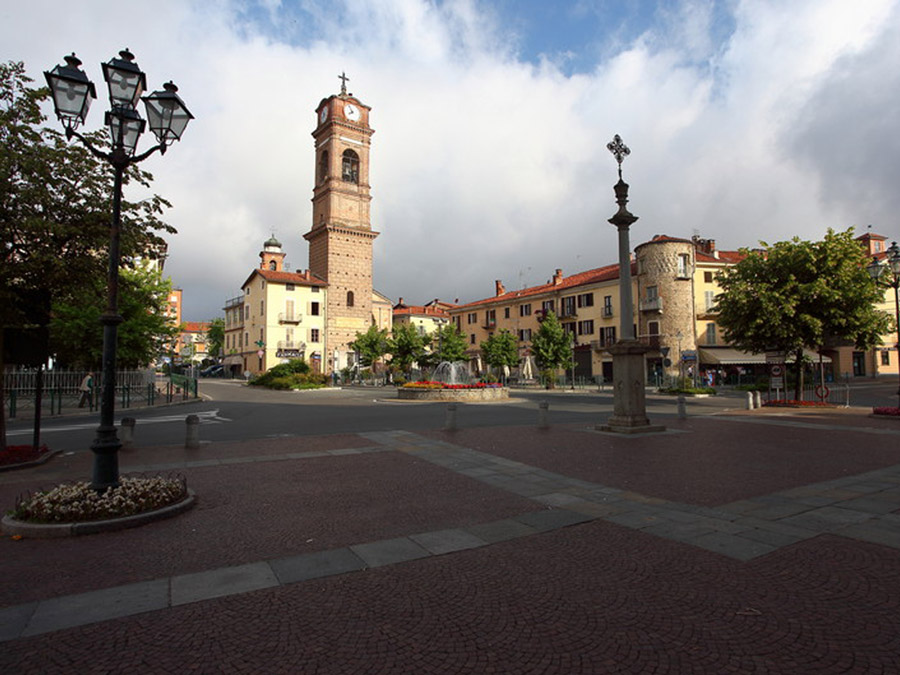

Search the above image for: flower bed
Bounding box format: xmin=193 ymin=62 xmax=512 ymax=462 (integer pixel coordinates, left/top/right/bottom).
xmin=402 ymin=381 xmax=502 ymax=390
xmin=10 ymin=475 xmax=188 ymax=524
xmin=0 ymin=444 xmax=50 ymax=467
xmin=873 ymin=406 xmax=900 ymax=417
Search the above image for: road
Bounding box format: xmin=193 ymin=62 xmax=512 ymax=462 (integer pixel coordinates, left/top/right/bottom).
xmin=5 ymin=379 xmax=896 ymax=454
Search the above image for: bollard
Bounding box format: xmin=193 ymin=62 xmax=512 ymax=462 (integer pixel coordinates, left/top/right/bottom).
xmin=185 ymin=414 xmax=201 ymax=449
xmin=120 ymin=417 xmax=136 ymax=449
xmin=752 ymin=391 xmax=762 ymax=409
xmin=746 ymin=391 xmax=755 ymax=410
xmin=444 ymin=403 xmax=458 ymax=432
xmin=538 ymin=400 xmax=550 ymax=429
xmin=677 ymin=394 xmax=687 ymax=419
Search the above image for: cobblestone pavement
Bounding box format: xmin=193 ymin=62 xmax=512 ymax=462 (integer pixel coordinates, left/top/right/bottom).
xmin=1 ymin=410 xmax=899 ymax=673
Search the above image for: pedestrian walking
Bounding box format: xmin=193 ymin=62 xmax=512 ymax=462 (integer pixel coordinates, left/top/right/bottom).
xmin=78 ymin=372 xmax=94 ymax=408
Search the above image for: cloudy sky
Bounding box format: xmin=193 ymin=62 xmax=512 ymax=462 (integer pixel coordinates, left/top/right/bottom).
xmin=3 ymin=0 xmax=899 ymax=320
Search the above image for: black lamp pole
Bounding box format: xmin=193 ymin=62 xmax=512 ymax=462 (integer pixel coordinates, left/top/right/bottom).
xmin=45 ymin=50 xmax=193 ymax=490
xmin=867 ymin=241 xmax=900 ymax=410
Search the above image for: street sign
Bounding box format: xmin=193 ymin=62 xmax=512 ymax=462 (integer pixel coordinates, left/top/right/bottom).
xmin=769 ymin=363 xmax=784 ymax=389
xmin=660 ymin=347 xmax=670 ymax=357
xmin=682 ymin=350 xmax=697 ymax=362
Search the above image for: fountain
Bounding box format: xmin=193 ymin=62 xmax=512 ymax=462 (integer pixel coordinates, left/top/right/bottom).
xmin=397 ymin=360 xmax=509 ymax=401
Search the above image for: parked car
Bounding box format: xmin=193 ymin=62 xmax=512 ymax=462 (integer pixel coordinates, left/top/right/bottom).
xmin=200 ymin=364 xmax=224 ymax=377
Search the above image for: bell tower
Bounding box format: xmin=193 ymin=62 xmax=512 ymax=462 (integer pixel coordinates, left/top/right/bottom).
xmin=304 ymin=73 xmax=379 ymax=369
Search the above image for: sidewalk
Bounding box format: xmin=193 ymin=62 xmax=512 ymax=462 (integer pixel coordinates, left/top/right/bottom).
xmin=1 ymin=408 xmax=899 ymax=673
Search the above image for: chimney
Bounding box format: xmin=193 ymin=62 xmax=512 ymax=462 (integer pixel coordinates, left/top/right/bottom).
xmin=398 ymin=297 xmax=404 ymax=306
xmin=495 ymin=280 xmax=506 ymax=296
xmin=553 ymin=268 xmax=563 ymax=285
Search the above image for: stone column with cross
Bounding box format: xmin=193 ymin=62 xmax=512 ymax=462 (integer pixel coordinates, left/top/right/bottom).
xmin=597 ymin=135 xmax=666 ymax=434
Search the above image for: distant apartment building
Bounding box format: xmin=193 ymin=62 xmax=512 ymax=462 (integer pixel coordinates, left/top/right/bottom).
xmin=392 ymin=298 xmax=452 ymax=336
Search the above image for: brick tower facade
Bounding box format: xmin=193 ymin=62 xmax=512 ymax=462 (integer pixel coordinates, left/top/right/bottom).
xmin=304 ymin=76 xmax=379 ymax=372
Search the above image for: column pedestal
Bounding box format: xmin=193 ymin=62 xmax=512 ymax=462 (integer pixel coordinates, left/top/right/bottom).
xmin=597 ymin=340 xmax=666 ymax=434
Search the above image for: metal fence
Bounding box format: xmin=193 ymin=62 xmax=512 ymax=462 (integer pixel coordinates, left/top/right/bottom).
xmin=3 ymin=368 xmax=198 ymax=418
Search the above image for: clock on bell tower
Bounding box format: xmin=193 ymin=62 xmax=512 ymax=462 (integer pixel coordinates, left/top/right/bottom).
xmin=304 ymin=73 xmax=380 ymax=370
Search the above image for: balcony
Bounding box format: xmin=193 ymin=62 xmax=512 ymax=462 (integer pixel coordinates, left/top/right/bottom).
xmin=602 ymin=306 xmax=614 ymax=318
xmin=482 ymin=319 xmax=497 ymax=330
xmin=639 ymin=334 xmax=662 ymax=350
xmin=225 ymin=295 xmax=243 ymax=309
xmin=640 ymin=296 xmax=664 ymax=313
xmin=279 ymin=312 xmax=302 ymax=325
xmin=276 ymin=340 xmax=306 ymax=358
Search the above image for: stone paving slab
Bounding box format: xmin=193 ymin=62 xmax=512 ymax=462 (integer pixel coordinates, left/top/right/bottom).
xmin=171 ymin=562 xmax=279 ymax=606
xmin=409 ymin=528 xmax=487 ymax=555
xmin=269 ymin=548 xmax=367 ymax=584
xmin=22 ymin=580 xmax=168 ymax=638
xmin=350 ymin=537 xmax=431 ymax=567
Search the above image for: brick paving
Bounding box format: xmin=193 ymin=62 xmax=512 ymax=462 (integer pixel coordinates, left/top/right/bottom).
xmin=1 ymin=408 xmax=899 ymax=673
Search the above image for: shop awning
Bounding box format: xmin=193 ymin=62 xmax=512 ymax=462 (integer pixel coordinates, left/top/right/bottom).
xmin=223 ymin=355 xmax=243 ymax=365
xmin=699 ymin=348 xmax=830 ymax=365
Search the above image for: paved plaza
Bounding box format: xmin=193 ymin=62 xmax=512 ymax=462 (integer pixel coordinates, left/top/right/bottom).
xmin=1 ymin=404 xmax=899 ymax=673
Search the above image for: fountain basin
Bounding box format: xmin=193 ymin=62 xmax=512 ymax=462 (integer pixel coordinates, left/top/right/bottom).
xmin=397 ymin=386 xmax=509 ymax=402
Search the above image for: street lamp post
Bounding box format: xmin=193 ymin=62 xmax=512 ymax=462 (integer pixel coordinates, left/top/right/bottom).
xmin=867 ymin=241 xmax=900 ymax=410
xmin=45 ymin=50 xmax=193 ymax=491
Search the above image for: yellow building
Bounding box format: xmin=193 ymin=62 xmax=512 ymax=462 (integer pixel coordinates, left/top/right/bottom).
xmin=392 ymin=298 xmax=452 ymax=337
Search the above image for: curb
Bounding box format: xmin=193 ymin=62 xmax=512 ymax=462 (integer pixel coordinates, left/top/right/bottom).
xmin=1 ymin=490 xmax=197 ymax=539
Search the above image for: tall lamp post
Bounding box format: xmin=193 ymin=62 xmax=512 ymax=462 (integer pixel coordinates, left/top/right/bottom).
xmin=867 ymin=241 xmax=900 ymax=410
xmin=45 ymin=50 xmax=193 ymax=491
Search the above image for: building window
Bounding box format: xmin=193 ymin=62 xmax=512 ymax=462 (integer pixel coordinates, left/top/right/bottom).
xmin=578 ymin=320 xmax=594 ymax=335
xmin=244 ymin=332 xmax=249 ymax=347
xmin=311 ymin=302 xmax=320 ymax=316
xmin=347 ymin=290 xmax=355 ymax=307
xmin=600 ymin=326 xmax=616 ymax=347
xmin=312 ymin=286 xmax=320 ymax=293
xmin=677 ymin=254 xmax=690 ymax=278
xmin=705 ymin=291 xmax=716 ymax=312
xmin=562 ymin=296 xmax=576 ymax=316
xmin=311 ymin=328 xmax=320 ymax=342
xmin=485 ymin=309 xmax=496 ymax=326
xmin=470 ymin=333 xmax=476 ymax=345
xmin=286 ymin=283 xmax=295 ymax=291
xmin=467 ymin=312 xmax=477 ymax=324
xmin=562 ymin=322 xmax=576 ymax=336
xmin=704 ymin=271 xmax=714 ymax=283
xmin=317 ymin=151 xmax=328 ymax=185
xmin=518 ymin=328 xmax=532 ymax=342
xmin=504 ymin=307 xmax=510 ymax=319
xmin=519 ymin=303 xmax=531 ymax=317
xmin=342 ymin=149 xmax=359 ymax=183
xmin=646 ymin=285 xmax=658 ymax=300
xmin=259 ymin=328 xmax=264 ymax=342
xmin=577 ymin=293 xmax=594 ymax=308
xmin=602 ymin=295 xmax=613 ymax=318
xmin=541 ymin=300 xmax=555 ymax=314
xmin=648 ymin=321 xmax=659 ymax=335
xmin=260 ymin=300 xmax=264 ymax=315
xmin=705 ymin=323 xmax=716 ymax=345
xmin=269 ymin=260 xmax=276 ymax=271
xmin=881 ymin=350 xmax=891 ymax=366
xmin=244 ymin=305 xmax=249 ymax=320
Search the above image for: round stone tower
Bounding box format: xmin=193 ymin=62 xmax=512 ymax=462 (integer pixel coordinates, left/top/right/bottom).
xmin=634 ymin=236 xmax=697 ymax=382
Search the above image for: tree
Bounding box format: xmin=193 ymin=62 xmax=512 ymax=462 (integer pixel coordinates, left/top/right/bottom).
xmin=206 ymin=318 xmax=225 ymax=362
xmin=350 ymin=325 xmax=390 ymax=367
xmin=421 ymin=323 xmax=468 ymax=369
xmin=716 ymin=228 xmax=892 ymax=399
xmin=388 ymin=322 xmax=428 ymax=377
xmin=49 ymin=265 xmax=179 ymax=369
xmin=1 ymin=61 xmax=175 ymax=448
xmin=529 ymin=311 xmax=573 ymax=388
xmin=480 ymin=330 xmax=519 ymax=382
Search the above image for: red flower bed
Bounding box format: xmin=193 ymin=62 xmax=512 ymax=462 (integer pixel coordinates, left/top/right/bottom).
xmin=0 ymin=444 xmax=50 ymax=467
xmin=873 ymin=406 xmax=900 ymax=416
xmin=404 ymin=381 xmax=502 ymax=390
xmin=763 ymin=400 xmax=833 ymax=408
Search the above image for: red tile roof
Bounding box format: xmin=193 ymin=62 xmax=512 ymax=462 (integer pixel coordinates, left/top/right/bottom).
xmin=182 ymin=321 xmax=211 ymax=333
xmin=241 ymin=268 xmax=327 ymax=289
xmin=393 ymin=305 xmax=450 ymax=318
xmin=455 ymin=262 xmax=629 ymax=309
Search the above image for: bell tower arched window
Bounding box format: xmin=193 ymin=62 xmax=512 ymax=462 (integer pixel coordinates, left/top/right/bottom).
xmin=269 ymin=260 xmax=277 ymax=271
xmin=317 ymin=151 xmax=328 ymax=185
xmin=346 ymin=290 xmax=355 ymax=307
xmin=342 ymin=149 xmax=359 ymax=184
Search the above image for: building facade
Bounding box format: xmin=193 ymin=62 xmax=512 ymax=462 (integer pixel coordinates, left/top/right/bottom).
xmin=447 ymin=232 xmax=898 ymax=384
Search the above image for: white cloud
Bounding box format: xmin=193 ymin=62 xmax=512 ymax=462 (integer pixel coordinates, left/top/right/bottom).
xmin=2 ymin=0 xmax=898 ymax=320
